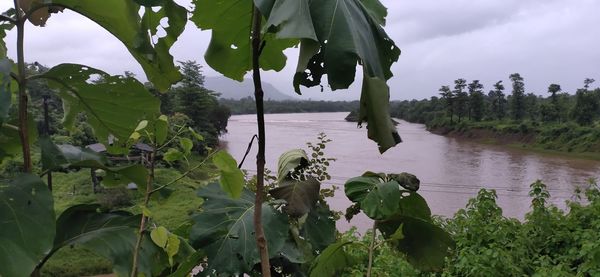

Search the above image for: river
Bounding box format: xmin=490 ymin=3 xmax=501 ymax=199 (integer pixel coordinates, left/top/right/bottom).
xmin=222 ymin=112 xmax=600 ymax=230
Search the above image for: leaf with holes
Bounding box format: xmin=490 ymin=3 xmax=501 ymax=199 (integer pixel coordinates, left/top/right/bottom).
xmin=269 ymin=177 xmax=320 ymax=217
xmin=0 ymin=174 xmax=55 ymax=277
xmin=41 ymin=0 xmax=186 ymax=90
xmin=190 ymin=183 xmax=289 ymax=275
xmin=277 ymin=148 xmax=309 ymax=181
xmin=191 ymin=0 xmax=297 ymax=81
xmin=39 ymin=64 xmax=160 ymax=153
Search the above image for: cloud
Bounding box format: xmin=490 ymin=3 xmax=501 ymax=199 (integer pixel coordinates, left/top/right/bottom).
xmin=1 ymin=0 xmax=598 ymax=101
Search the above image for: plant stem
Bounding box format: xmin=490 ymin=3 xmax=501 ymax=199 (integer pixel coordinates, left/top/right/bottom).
xmin=131 ymin=151 xmax=155 ymax=277
xmin=14 ymin=0 xmax=32 ymax=172
xmin=251 ymin=6 xmax=271 ymax=277
xmin=366 ymin=221 xmax=377 ymax=277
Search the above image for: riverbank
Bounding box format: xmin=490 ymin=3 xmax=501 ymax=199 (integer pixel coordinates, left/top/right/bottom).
xmin=427 ymin=119 xmax=600 ymax=160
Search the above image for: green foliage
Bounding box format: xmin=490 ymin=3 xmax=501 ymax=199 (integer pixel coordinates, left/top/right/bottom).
xmin=0 ymin=174 xmax=55 ymax=277
xmin=270 ymin=177 xmax=320 ymax=217
xmin=190 ymin=183 xmax=290 ymax=275
xmin=212 ymin=150 xmax=245 ymax=199
xmin=39 ymin=137 xmax=149 ymax=189
xmin=441 ymin=180 xmax=600 ymax=276
xmin=343 ymin=172 xmax=454 ymax=272
xmin=39 ymin=64 xmax=160 ymax=153
xmin=309 ymin=240 xmax=356 ymax=277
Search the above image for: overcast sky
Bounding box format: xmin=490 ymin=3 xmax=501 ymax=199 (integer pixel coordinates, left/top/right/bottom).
xmin=1 ymin=0 xmax=599 ymax=100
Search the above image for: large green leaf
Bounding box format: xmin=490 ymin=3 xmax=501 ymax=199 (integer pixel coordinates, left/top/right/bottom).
xmin=277 ymin=148 xmax=309 ymax=181
xmin=191 ymin=0 xmax=297 ymax=81
xmin=0 ymin=113 xmax=37 ymax=161
xmin=309 ymin=240 xmax=355 ymax=277
xmin=302 ymin=203 xmax=336 ymax=252
xmin=40 ymin=64 xmax=160 ymax=153
xmin=0 ymin=174 xmax=55 ymax=277
xmin=212 ymin=150 xmax=245 ymax=199
xmin=41 ymin=0 xmax=185 ymax=91
xmin=39 ymin=137 xmax=148 ymax=189
xmin=190 ymin=183 xmax=289 ymax=275
xmin=345 ymin=175 xmax=405 ymax=220
xmin=359 ymin=75 xmax=401 ymax=153
xmin=269 ymin=177 xmax=320 ymax=217
xmin=54 ymin=204 xmax=193 ymax=276
xmin=378 ymin=216 xmax=454 ymax=272
xmin=295 ymin=0 xmax=401 ymax=152
xmin=258 ymin=0 xmax=317 ymax=40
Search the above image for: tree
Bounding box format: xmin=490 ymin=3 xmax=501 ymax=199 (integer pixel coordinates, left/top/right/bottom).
xmin=584 ymin=78 xmax=595 ymax=90
xmin=571 ymin=89 xmax=599 ymax=125
xmin=439 ymin=85 xmax=454 ymax=123
xmin=548 ymin=84 xmax=561 ymax=105
xmin=454 ymin=79 xmax=468 ymax=122
xmin=165 ymin=61 xmax=230 ymax=148
xmin=544 ymin=84 xmax=561 ymax=122
xmin=468 ymin=80 xmax=485 ymax=121
xmin=524 ymin=93 xmax=539 ymax=120
xmin=488 ymin=81 xmax=507 ymax=120
xmin=509 ymin=73 xmax=526 ymax=120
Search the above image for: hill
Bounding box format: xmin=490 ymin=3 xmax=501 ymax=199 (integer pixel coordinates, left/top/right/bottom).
xmin=204 ymin=76 xmax=296 ymax=101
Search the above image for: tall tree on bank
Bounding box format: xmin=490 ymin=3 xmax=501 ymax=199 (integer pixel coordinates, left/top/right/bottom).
xmin=572 ymin=79 xmax=599 ymax=125
xmin=439 ymin=85 xmax=454 ymax=123
xmin=545 ymin=83 xmax=561 ymax=122
xmin=488 ymin=81 xmax=507 ymax=120
xmin=165 ymin=61 xmax=231 ymax=147
xmin=509 ymin=73 xmax=526 ymax=120
xmin=454 ymin=78 xmax=468 ymax=122
xmin=468 ymin=80 xmax=485 ymax=121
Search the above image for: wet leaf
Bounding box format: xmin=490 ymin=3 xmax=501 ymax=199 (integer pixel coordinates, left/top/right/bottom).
xmin=269 ymin=177 xmax=320 ymax=217
xmin=190 ymin=183 xmax=289 ymax=275
xmin=40 ymin=64 xmax=160 ymax=153
xmin=0 ymin=174 xmax=55 ymax=277
xmin=212 ymin=151 xmax=245 ymax=199
xmin=277 ymin=148 xmax=309 ymax=180
xmin=45 ymin=0 xmax=186 ymax=90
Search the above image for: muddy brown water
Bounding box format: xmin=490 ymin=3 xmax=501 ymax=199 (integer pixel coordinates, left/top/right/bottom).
xmin=221 ymin=112 xmax=600 ymax=231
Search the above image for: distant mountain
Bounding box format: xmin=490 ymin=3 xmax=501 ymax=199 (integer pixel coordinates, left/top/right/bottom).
xmin=204 ymin=76 xmax=296 ymax=101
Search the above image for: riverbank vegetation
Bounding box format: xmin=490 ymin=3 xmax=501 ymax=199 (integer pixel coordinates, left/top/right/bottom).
xmin=392 ymin=76 xmax=600 ymax=155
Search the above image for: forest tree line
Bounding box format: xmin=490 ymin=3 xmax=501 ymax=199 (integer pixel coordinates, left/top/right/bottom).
xmin=392 ymin=74 xmax=600 ymax=127
xmin=220 ymin=97 xmax=359 ymax=115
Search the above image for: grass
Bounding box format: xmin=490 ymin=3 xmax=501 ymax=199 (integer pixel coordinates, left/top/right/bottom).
xmin=41 ymin=162 xmax=214 ymax=277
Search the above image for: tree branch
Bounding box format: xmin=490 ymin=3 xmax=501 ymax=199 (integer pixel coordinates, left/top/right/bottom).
xmin=251 ymin=6 xmax=271 ymax=277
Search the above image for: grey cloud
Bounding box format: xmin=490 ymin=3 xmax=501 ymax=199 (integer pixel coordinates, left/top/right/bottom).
xmin=1 ymin=0 xmax=598 ymax=101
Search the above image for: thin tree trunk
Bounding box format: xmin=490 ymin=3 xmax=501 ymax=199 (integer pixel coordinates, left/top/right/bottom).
xmin=43 ymin=95 xmax=52 ymax=191
xmin=251 ymin=6 xmax=271 ymax=277
xmin=366 ymin=221 xmax=377 ymax=277
xmin=14 ymin=0 xmax=32 ymax=172
xmin=131 ymin=151 xmax=155 ymax=277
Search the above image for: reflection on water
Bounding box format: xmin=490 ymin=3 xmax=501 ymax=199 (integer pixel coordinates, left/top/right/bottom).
xmin=222 ymin=112 xmax=600 ymax=230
